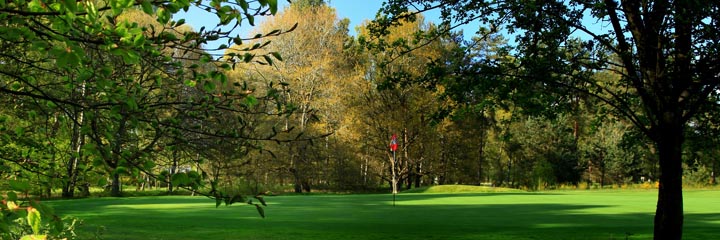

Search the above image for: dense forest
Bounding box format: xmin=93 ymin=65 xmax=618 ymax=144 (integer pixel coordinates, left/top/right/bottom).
xmin=1 ymin=0 xmax=718 ymax=239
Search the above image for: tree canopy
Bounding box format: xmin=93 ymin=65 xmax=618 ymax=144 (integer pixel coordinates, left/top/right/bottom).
xmin=1 ymin=1 xmax=719 ymax=239
xmin=371 ymin=0 xmax=719 ymax=239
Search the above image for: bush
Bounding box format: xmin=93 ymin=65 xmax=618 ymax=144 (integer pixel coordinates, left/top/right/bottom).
xmin=683 ymin=163 xmax=714 ymax=187
xmin=2 ymin=181 xmax=80 ymax=240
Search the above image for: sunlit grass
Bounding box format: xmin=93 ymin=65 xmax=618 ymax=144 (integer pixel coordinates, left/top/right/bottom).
xmin=401 ymin=184 xmax=523 ymax=193
xmin=48 ymin=188 xmax=720 ymax=240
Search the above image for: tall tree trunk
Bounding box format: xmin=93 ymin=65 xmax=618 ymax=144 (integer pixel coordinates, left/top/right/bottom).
xmin=600 ymin=157 xmax=606 ymax=187
xmin=62 ymin=82 xmax=86 ymax=198
xmin=414 ymin=162 xmax=422 ymax=188
xmin=439 ymin=136 xmax=447 ymax=185
xmin=711 ymin=159 xmax=717 ymax=185
xmin=653 ymin=122 xmax=684 ymax=240
xmin=403 ymin=128 xmax=410 ymax=190
xmin=110 ymin=172 xmax=122 ymax=197
xmin=302 ymin=180 xmax=311 ymax=192
xmin=168 ymin=149 xmax=178 ymax=193
xmin=406 ymin=173 xmax=412 ymax=190
xmin=362 ymin=157 xmax=369 ymax=185
xmin=62 ymin=129 xmax=82 ymax=198
xmin=290 ymin=168 xmax=302 ymax=193
xmin=507 ymin=157 xmax=513 ymax=187
xmin=109 ymin=110 xmax=128 ymax=198
xmin=477 ymin=135 xmax=485 ymax=185
xmin=139 ymin=173 xmax=146 ymax=191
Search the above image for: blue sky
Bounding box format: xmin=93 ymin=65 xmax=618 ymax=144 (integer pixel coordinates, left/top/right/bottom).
xmin=329 ymin=0 xmax=385 ymax=34
xmin=329 ymin=1 xmax=479 ymax=36
xmin=175 ymin=0 xmax=473 ymax=51
xmin=174 ymin=1 xmax=605 ymax=52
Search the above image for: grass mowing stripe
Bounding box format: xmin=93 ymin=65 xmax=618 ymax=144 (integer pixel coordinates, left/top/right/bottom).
xmin=48 ymin=190 xmax=720 ymax=240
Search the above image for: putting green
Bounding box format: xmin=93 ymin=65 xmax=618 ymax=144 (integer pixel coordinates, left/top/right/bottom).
xmin=49 ymin=189 xmax=720 ymax=240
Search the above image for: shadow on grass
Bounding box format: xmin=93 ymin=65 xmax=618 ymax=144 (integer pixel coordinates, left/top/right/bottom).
xmin=49 ymin=194 xmax=719 ymax=240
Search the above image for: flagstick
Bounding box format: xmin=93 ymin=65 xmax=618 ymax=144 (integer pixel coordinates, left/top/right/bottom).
xmin=392 ymin=150 xmax=396 ymax=207
xmin=390 ymin=134 xmax=398 ymax=207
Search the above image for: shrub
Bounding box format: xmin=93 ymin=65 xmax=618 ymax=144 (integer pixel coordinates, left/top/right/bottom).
xmin=2 ymin=180 xmax=79 ymax=240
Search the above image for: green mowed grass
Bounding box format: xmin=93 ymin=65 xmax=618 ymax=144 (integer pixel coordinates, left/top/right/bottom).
xmin=49 ymin=188 xmax=720 ymax=240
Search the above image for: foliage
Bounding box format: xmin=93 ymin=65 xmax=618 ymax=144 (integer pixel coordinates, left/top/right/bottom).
xmin=2 ymin=0 xmax=720 ymax=238
xmin=2 ymin=181 xmax=79 ymax=240
xmin=225 ymin=1 xmax=359 ymax=193
xmin=0 ymin=0 xmax=294 ymax=233
xmin=372 ymin=0 xmax=720 ymax=238
xmin=502 ymin=115 xmax=582 ymax=190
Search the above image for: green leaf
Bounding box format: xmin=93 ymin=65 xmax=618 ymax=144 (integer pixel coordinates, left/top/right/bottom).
xmin=215 ymin=197 xmax=222 ymax=208
xmin=267 ymin=0 xmax=277 ymax=15
xmin=10 ymin=82 xmax=22 ymax=90
xmin=175 ymin=18 xmax=186 ymax=27
xmin=9 ymin=180 xmax=30 ymax=192
xmin=287 ymin=22 xmax=299 ymax=32
xmin=28 ymin=0 xmax=44 ymax=11
xmin=187 ymin=171 xmax=201 ymax=181
xmin=271 ymin=52 xmax=283 ymax=61
xmin=141 ymin=0 xmax=153 ymax=14
xmin=267 ymin=29 xmax=280 ymax=36
xmin=157 ymin=7 xmax=170 ymax=24
xmin=233 ymin=37 xmax=243 ymax=45
xmin=126 ymin=97 xmax=138 ymax=111
xmin=46 ymin=101 xmax=57 ymax=109
xmin=14 ymin=126 xmax=25 ymax=136
xmin=0 ymin=222 xmax=9 ymax=235
xmin=143 ymin=160 xmax=156 ymax=170
xmin=86 ymin=1 xmax=98 ymax=21
xmin=203 ymin=81 xmax=216 ymax=92
xmin=27 ymin=207 xmax=41 ymax=234
xmin=171 ymin=172 xmax=189 ymax=186
xmin=31 ymin=41 xmax=49 ymax=51
xmin=255 ymin=195 xmax=267 ymax=206
xmin=242 ymin=53 xmax=254 ymax=63
xmin=122 ymin=50 xmax=140 ymax=64
xmin=230 ymin=194 xmax=245 ymax=204
xmin=262 ymin=55 xmax=273 ymax=66
xmin=114 ymin=166 xmax=128 ymax=175
xmin=200 ymin=54 xmax=213 ymax=63
xmin=63 ymin=0 xmax=77 ymax=12
xmin=238 ymin=0 xmax=249 ymax=12
xmin=20 ymin=235 xmax=47 ymax=240
xmin=244 ymin=95 xmax=258 ymax=107
xmin=97 ymin=178 xmax=107 ymax=187
xmin=220 ymin=73 xmax=228 ymax=84
xmin=254 ymin=204 xmax=265 ymax=218
xmin=165 ymin=2 xmax=180 ymax=12
xmin=245 ymin=13 xmax=255 ymax=26
xmin=53 ymin=49 xmax=68 ymax=68
xmin=133 ymin=33 xmax=146 ymax=46
xmin=6 ymin=191 xmax=17 ymax=201
xmin=6 ymin=201 xmax=19 ymax=210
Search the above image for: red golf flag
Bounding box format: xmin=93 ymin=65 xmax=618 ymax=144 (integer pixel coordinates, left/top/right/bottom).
xmin=390 ymin=134 xmax=398 ymax=152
